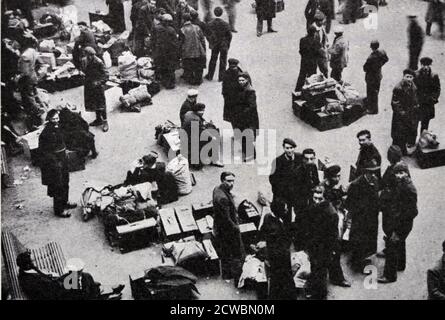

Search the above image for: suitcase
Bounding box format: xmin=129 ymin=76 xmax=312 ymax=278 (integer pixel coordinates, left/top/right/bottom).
xmin=192 ymin=201 xmax=213 ymax=220
xmin=159 ymin=207 xmax=182 ymax=241
xmin=343 ymin=104 xmax=365 ymax=126
xmin=416 ymin=147 xmax=445 ymax=169
xmin=114 ymin=218 xmax=158 ymax=253
xmin=175 ymin=205 xmax=199 ymax=237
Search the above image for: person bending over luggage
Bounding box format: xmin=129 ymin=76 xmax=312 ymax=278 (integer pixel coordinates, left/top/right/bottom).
xmin=124 ymin=152 xmax=165 ymax=186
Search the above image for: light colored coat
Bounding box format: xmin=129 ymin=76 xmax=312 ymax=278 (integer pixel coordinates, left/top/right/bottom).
xmin=328 ymin=34 xmax=349 ymax=69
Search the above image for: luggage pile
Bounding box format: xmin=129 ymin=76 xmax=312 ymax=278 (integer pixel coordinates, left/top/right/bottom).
xmin=292 ymin=74 xmax=366 ymax=131
xmin=119 ymin=85 xmax=152 ymax=113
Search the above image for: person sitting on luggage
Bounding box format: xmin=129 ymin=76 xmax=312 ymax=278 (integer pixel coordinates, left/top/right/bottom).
xmin=124 ymin=152 xmax=164 ymax=184
xmin=179 ymin=89 xmax=199 ymax=126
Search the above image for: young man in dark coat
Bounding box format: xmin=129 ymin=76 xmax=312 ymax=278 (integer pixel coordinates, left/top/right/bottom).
xmin=205 ymin=7 xmax=232 ymax=81
xmin=355 ymin=129 xmax=382 ymax=178
xmin=221 ymin=58 xmax=248 ymax=127
xmin=363 ymin=40 xmax=389 ymax=114
xmin=233 ymin=73 xmax=259 ymax=162
xmin=179 ymin=89 xmax=198 ymax=126
xmin=212 ymin=172 xmax=245 ymax=285
xmin=293 ymin=148 xmax=320 ymax=249
xmin=414 ymin=57 xmax=441 ymax=131
xmin=379 ymin=145 xmax=410 ymax=257
xmin=83 ymin=47 xmax=109 ymax=132
xmin=269 ymin=138 xmax=303 ymax=224
xmin=305 ymin=185 xmax=342 ymax=299
xmin=407 ymin=15 xmax=425 ymax=71
xmin=391 ymin=69 xmax=419 ymax=155
xmin=345 ymin=161 xmax=380 ymax=272
xmin=427 ymin=241 xmax=445 ymax=300
xmin=152 ymin=14 xmax=179 ymax=89
xmin=260 ymin=200 xmax=296 ymax=300
xmin=295 ymin=26 xmax=321 ymax=91
xmin=255 ymin=0 xmax=277 ymax=37
xmin=39 ymin=110 xmax=77 ymax=218
xmin=378 ymin=163 xmax=418 ymax=283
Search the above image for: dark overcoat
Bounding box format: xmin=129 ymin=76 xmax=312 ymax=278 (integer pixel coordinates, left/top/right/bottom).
xmin=414 ymin=69 xmax=441 ymax=121
xmin=391 ymin=81 xmax=419 ymax=144
xmin=221 ymin=66 xmax=243 ymax=123
xmin=255 ymin=0 xmax=276 ymax=21
xmin=363 ymin=49 xmax=389 ymax=83
xmin=427 ymin=255 xmax=445 ymax=300
xmin=356 ymin=143 xmax=382 ymax=178
xmin=84 ymin=56 xmax=107 ymax=112
xmin=152 ymin=24 xmax=179 ymax=70
xmin=232 ymin=85 xmax=259 ymax=132
xmin=269 ymin=152 xmax=303 ymax=202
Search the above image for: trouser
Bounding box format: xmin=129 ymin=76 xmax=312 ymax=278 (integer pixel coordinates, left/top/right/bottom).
xmin=329 ymin=250 xmax=346 ymax=283
xmin=202 ymin=0 xmax=213 ymax=23
xmin=383 ymin=221 xmax=413 ymax=280
xmin=53 ymin=186 xmax=69 ymax=216
xmin=307 ymin=251 xmax=329 ymax=299
xmin=330 ymin=67 xmax=344 ymax=82
xmin=295 ymin=60 xmax=317 ymax=91
xmin=183 ymin=58 xmax=203 ymax=85
xmin=420 ymin=119 xmax=430 ymax=132
xmin=240 ymin=133 xmax=256 ymax=161
xmin=408 ymin=48 xmax=422 ymax=71
xmin=159 ymin=67 xmax=176 ymax=89
xmin=224 ymin=1 xmax=237 ymax=30
xmin=325 ymin=16 xmax=332 ymax=34
xmin=365 ymin=79 xmax=381 ymax=114
xmin=257 ymin=18 xmax=273 ymax=34
xmin=95 ymin=110 xmax=107 ymax=121
xmin=207 ymin=48 xmax=228 ymax=81
xmin=317 ymin=57 xmax=329 ymax=78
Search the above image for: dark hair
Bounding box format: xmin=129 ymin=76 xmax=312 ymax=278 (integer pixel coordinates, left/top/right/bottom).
xmin=183 ymin=13 xmax=191 ymax=22
xmin=220 ymin=171 xmax=235 ymax=182
xmin=403 ymin=69 xmax=415 ymax=76
xmin=214 ymin=7 xmax=223 ymax=17
xmin=303 ymin=148 xmax=315 ymax=156
xmin=77 ymin=21 xmax=88 ymax=27
xmin=308 ymin=25 xmax=317 ymax=35
xmin=357 ymin=129 xmax=371 ymax=139
xmin=46 ymin=109 xmax=59 ymax=121
xmin=370 ymin=40 xmax=380 ymax=50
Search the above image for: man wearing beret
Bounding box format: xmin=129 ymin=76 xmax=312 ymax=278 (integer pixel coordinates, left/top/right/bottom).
xmin=269 ymin=138 xmax=303 ymax=224
xmin=378 ymin=163 xmax=418 ymax=283
xmin=391 ymin=69 xmax=419 ymax=155
xmin=414 ymin=57 xmax=441 ymax=132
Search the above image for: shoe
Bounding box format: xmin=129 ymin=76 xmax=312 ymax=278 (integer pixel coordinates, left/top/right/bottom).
xmin=56 ymin=211 xmax=71 ymax=218
xmin=331 ymin=280 xmax=351 ymax=287
xmin=89 ymin=119 xmax=103 ymax=127
xmin=231 ymin=29 xmax=238 ymax=33
xmin=112 ymin=284 xmax=125 ymax=294
xmin=211 ymin=160 xmax=224 ymax=168
xmin=397 ymin=266 xmax=406 ymax=272
xmin=65 ymin=202 xmax=77 ymax=209
xmin=339 ymin=20 xmax=349 ymax=24
xmin=102 ymin=121 xmax=109 ymax=132
xmin=257 ymin=32 xmax=262 ymax=37
xmin=204 ymin=74 xmax=212 ymax=81
xmin=377 ymin=276 xmax=396 ymax=284
xmin=268 ymin=29 xmax=277 ymax=33
xmin=91 ymin=152 xmax=99 ymax=159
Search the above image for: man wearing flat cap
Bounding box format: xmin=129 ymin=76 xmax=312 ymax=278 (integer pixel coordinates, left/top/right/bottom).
xmin=83 ymin=46 xmax=109 ymax=132
xmin=180 ymin=89 xmax=199 ymax=125
xmin=221 ymin=58 xmax=250 ymax=127
xmin=414 ymin=57 xmax=441 ymax=132
xmin=378 ymin=162 xmax=418 ymax=283
xmin=391 ymin=69 xmax=419 ymax=155
xmin=269 ymin=138 xmax=303 ymax=224
xmin=407 ymin=15 xmax=424 ymax=71
xmin=328 ymin=26 xmax=349 ymax=82
xmin=345 ymin=160 xmax=380 ymax=272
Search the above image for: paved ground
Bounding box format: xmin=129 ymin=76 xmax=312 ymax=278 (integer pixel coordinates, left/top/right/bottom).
xmin=2 ymin=0 xmax=445 ymax=300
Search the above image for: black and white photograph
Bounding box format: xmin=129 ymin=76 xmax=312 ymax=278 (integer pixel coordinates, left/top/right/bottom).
xmin=1 ymin=0 xmax=444 ymax=304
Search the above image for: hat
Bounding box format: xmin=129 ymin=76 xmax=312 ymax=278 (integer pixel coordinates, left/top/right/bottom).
xmin=142 ymin=154 xmax=157 ymax=167
xmin=66 ymin=258 xmax=85 ymax=272
xmin=282 ymin=138 xmax=297 ymax=148
xmin=420 ymin=57 xmax=433 ymax=66
xmin=403 ymin=68 xmax=415 ymax=76
xmin=407 ymin=14 xmax=417 ymax=19
xmin=192 ymin=102 xmax=206 ymax=112
xmin=325 ymin=164 xmax=341 ymax=178
xmin=84 ymin=46 xmax=96 ymax=55
xmin=393 ymin=162 xmax=409 ymax=174
xmin=228 ymin=58 xmax=239 ymax=65
xmin=187 ymin=89 xmax=198 ymax=97
xmin=162 ymin=14 xmax=173 ymax=21
xmin=333 ymin=26 xmax=344 ymax=34
xmin=314 ymin=11 xmax=326 ymax=21
xmin=387 ymin=145 xmax=403 ymax=163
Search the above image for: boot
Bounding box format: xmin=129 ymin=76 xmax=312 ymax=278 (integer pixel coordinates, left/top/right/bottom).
xmin=426 ymin=22 xmax=432 ymax=36
xmin=102 ymin=120 xmax=109 ymax=132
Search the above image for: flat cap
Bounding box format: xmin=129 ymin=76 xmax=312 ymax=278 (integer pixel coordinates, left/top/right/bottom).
xmin=420 ymin=57 xmax=433 ymax=66
xmin=325 ymin=164 xmax=341 ymax=177
xmin=228 ymin=58 xmax=239 ymax=65
xmin=162 ymin=14 xmax=173 ymax=21
xmin=282 ymin=138 xmax=297 ymax=148
xmin=187 ymin=89 xmax=198 ymax=96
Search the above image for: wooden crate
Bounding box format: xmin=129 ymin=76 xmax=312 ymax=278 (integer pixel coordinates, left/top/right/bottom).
xmin=114 ymin=218 xmax=158 ymax=253
xmin=343 ymin=104 xmax=366 ymax=126
xmin=416 ymin=147 xmax=445 ymax=169
xmin=175 ymin=205 xmax=199 ymax=237
xmin=304 ymin=107 xmax=343 ymax=131
xmin=192 ymin=201 xmax=213 ymax=220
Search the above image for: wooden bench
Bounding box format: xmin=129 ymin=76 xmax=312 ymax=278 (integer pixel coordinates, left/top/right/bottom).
xmin=1 ymin=230 xmax=67 ymax=300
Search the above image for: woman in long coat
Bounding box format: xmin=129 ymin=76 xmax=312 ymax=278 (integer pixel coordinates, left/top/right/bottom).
xmin=255 ymin=0 xmax=277 ymax=36
xmin=232 ymin=73 xmax=259 ymax=161
xmin=39 ymin=109 xmax=76 ymax=218
xmin=344 ymin=164 xmax=380 ymax=272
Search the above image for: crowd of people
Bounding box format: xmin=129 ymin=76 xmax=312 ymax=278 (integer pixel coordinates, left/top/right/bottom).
xmin=1 ymin=0 xmax=444 ymax=300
